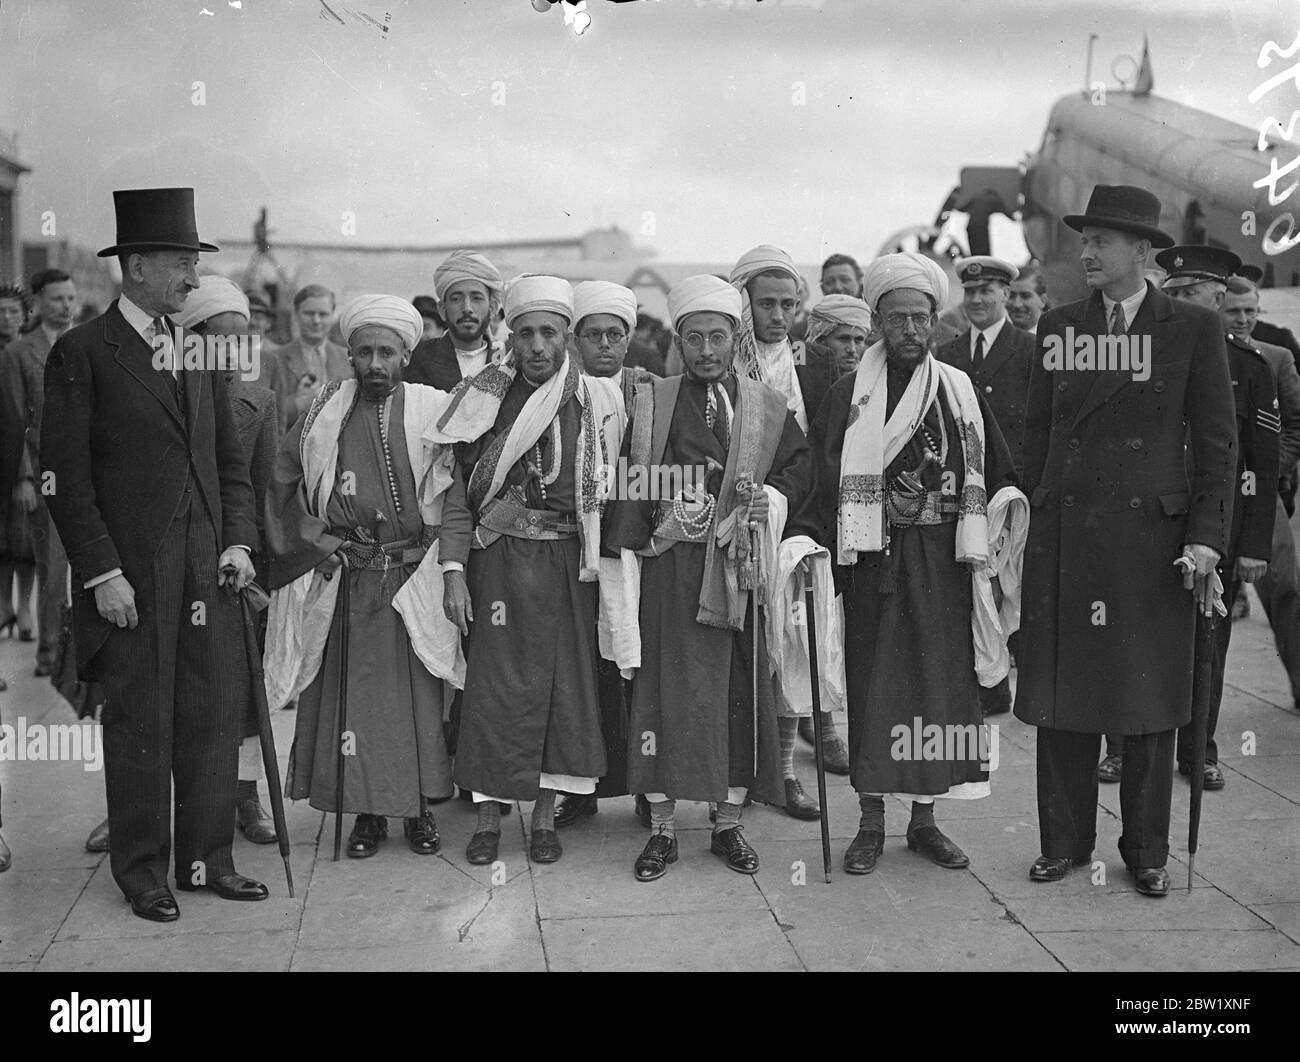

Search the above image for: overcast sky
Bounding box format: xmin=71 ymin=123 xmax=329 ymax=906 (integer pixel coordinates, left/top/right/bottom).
xmin=0 ymin=0 xmax=1293 ymax=266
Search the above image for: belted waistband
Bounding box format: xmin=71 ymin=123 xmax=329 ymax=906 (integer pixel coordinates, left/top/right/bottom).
xmin=888 ymin=490 xmax=960 ymax=528
xmin=476 ymin=497 xmax=577 ymax=542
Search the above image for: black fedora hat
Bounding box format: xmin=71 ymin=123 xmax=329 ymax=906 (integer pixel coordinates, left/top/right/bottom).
xmin=1063 ymin=184 xmax=1174 ymax=248
xmin=98 ymin=187 xmax=219 ymax=258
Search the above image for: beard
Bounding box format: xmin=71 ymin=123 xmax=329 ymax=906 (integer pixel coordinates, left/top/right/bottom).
xmin=883 ymin=332 xmax=928 ymax=367
xmin=451 ymin=314 xmax=489 ymax=344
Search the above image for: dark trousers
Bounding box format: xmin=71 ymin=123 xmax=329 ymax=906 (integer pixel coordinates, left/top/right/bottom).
xmin=1036 ymin=726 xmax=1175 ymax=869
xmin=1255 ymin=498 xmax=1300 ymax=702
xmin=33 ymin=500 xmax=69 ymax=669
xmin=96 ymin=490 xmax=246 ymax=898
xmin=1176 ymin=575 xmax=1237 ymax=769
xmin=593 ymin=656 xmax=630 ymax=799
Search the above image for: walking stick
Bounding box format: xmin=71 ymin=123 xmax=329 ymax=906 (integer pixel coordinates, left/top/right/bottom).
xmin=750 ymin=523 xmax=760 ymax=780
xmin=332 ymin=551 xmax=352 ymax=862
xmin=1179 ymin=554 xmax=1223 ymax=893
xmin=801 ymin=559 xmax=833 ymax=884
xmin=237 ymin=587 xmax=294 ymax=897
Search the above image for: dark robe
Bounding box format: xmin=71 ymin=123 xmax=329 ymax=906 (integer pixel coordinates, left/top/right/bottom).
xmin=439 ymin=372 xmax=605 ymax=800
xmin=814 ymin=362 xmax=1017 ymax=795
xmin=604 ymin=374 xmax=817 ymax=804
xmin=268 ymin=386 xmax=451 ymax=818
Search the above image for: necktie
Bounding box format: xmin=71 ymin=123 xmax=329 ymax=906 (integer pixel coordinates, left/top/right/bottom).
xmin=1109 ymin=303 xmax=1126 ymax=336
xmin=705 ymin=382 xmax=730 ymax=449
xmin=153 ymin=316 xmax=186 ymax=415
xmin=972 ymin=331 xmax=985 ymax=369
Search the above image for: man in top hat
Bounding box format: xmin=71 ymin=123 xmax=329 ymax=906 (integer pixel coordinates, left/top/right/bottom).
xmin=1017 ymin=185 xmax=1236 ymax=898
xmin=42 ymin=188 xmax=266 ymax=921
xmin=1155 ymin=246 xmax=1278 ymax=793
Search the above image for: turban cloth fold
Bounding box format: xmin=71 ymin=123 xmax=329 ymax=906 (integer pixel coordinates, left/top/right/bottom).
xmin=807 ymin=294 xmax=873 ymax=343
xmin=573 ymin=281 xmax=637 ymax=332
xmin=504 ymin=274 xmax=574 ymax=327
xmin=861 ymin=252 xmax=950 ymax=312
xmin=666 ymin=275 xmax=743 ymax=332
xmin=727 ymin=244 xmax=802 ymax=381
xmin=338 ymin=294 xmax=424 ymax=351
xmin=175 ymin=275 xmax=250 ymax=328
xmin=433 ymin=250 xmax=503 ymax=303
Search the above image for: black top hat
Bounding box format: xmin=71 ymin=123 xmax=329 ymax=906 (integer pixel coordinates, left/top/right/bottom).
xmin=97 ymin=187 xmax=219 ymax=258
xmin=1154 ymin=244 xmax=1242 ymax=287
xmin=1063 ymin=184 xmax=1173 ymax=248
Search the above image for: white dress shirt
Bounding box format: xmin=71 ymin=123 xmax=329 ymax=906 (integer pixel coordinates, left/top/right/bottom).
xmin=969 ymin=313 xmax=1008 ymax=362
xmin=1101 ymin=283 xmax=1149 ymax=333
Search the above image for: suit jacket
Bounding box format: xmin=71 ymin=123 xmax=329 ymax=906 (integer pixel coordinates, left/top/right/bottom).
xmin=406 ymin=333 xmax=470 ymax=391
xmin=1224 ymin=333 xmax=1280 ymax=564
xmin=795 ymin=339 xmax=840 ymax=431
xmin=267 ymin=336 xmax=350 ymax=431
xmin=936 ymin=319 xmax=1036 ymax=473
xmin=1015 ymin=282 xmax=1236 ymax=735
xmin=230 ymin=379 xmax=280 ymax=578
xmin=41 ymin=301 xmax=257 ymax=679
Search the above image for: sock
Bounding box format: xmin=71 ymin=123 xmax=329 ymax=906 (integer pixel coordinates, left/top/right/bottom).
xmin=910 ymin=799 xmax=936 ymax=831
xmin=476 ymin=801 xmax=502 ymax=834
xmin=779 ymin=716 xmax=798 ymax=779
xmin=236 ymin=778 xmax=258 ymax=803
xmin=531 ymin=788 xmax=556 ymax=832
xmin=649 ymin=798 xmax=676 ymax=839
xmin=857 ymin=792 xmax=885 ymax=832
xmin=713 ymin=800 xmax=743 ymax=835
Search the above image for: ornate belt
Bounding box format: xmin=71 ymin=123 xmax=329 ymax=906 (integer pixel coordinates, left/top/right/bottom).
xmin=887 ymin=490 xmax=960 ymax=528
xmin=342 ymin=525 xmax=437 ymax=570
xmin=475 ymin=497 xmax=577 ymax=544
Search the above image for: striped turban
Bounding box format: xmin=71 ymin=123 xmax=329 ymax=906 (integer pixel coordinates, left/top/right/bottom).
xmin=806 ymin=294 xmax=873 ymax=344
xmin=433 ymin=250 xmax=503 ymax=303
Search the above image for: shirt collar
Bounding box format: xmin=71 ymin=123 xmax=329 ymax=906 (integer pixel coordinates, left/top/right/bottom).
xmin=1102 ymin=282 xmax=1149 ymax=329
xmin=117 ymin=293 xmax=157 ymax=341
xmin=970 ymin=313 xmax=1007 ymax=353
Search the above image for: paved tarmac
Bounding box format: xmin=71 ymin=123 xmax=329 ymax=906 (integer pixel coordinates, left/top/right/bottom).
xmin=1 ymin=587 xmax=1298 ymax=972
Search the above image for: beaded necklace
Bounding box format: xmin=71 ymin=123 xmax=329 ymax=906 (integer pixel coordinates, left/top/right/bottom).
xmin=376 ymin=395 xmax=402 ymax=516
xmin=529 ymin=420 xmax=562 ymax=503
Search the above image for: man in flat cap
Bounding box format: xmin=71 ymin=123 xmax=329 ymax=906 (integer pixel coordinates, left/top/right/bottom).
xmin=730 ymin=245 xmax=849 ymax=814
xmin=1155 ymin=247 xmax=1278 ymax=793
xmin=813 ymin=252 xmax=1021 ymax=876
xmin=604 ymin=274 xmax=820 ymax=880
xmin=265 ymin=294 xmax=505 ymax=859
xmin=441 ymin=275 xmax=626 ymax=867
xmin=407 ymin=250 xmax=505 ymax=392
xmin=1018 ymin=185 xmax=1236 ymax=898
xmin=42 ymin=188 xmax=264 ymax=921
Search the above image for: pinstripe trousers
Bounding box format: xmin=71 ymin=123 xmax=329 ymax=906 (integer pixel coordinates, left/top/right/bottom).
xmin=96 ymin=486 xmax=248 ymax=899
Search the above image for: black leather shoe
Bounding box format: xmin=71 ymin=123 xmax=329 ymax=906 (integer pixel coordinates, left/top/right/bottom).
xmin=555 ymin=793 xmax=598 ymax=827
xmin=176 ymin=872 xmax=268 ymax=901
xmin=635 ymin=794 xmax=651 ymax=828
xmin=85 ymin=817 xmax=110 ymax=853
xmin=797 ymin=716 xmax=851 ymax=774
xmin=634 ymin=832 xmax=678 ymax=881
xmin=1029 ymin=854 xmax=1091 ymax=881
xmin=905 ymin=824 xmax=969 ymax=869
xmin=530 ymin=828 xmax=562 ymax=863
xmin=130 ymin=886 xmax=179 ymax=922
xmin=236 ymin=798 xmax=278 ymax=844
xmin=346 ymin=814 xmax=387 ymax=859
xmin=1097 ymin=754 xmax=1123 ymax=784
xmin=404 ymin=810 xmax=441 ymax=855
xmin=843 ymin=829 xmax=885 ymax=874
xmin=710 ymin=826 xmax=759 ymax=874
xmin=466 ymin=830 xmax=499 ymax=865
xmin=1129 ymin=865 xmax=1170 ymax=897
xmin=1203 ymin=763 xmax=1225 ymax=791
xmin=783 ymin=778 xmax=821 ymax=820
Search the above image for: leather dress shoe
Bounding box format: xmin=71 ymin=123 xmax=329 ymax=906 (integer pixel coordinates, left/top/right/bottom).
xmin=466 ymin=830 xmax=500 ymax=865
xmin=783 ymin=778 xmax=821 ymax=820
xmin=634 ymin=832 xmax=678 ymax=881
xmin=130 ymin=886 xmax=180 ymax=922
xmin=34 ymin=661 xmax=52 ymax=677
xmin=1029 ymin=854 xmax=1090 ymax=882
xmin=530 ymin=828 xmax=562 ymax=864
xmin=236 ymin=798 xmax=278 ymax=844
xmin=0 ymin=831 xmax=11 ymax=872
xmin=635 ymin=794 xmax=651 ymax=828
xmin=85 ymin=817 xmax=111 ymax=853
xmin=1097 ymin=754 xmax=1123 ymax=784
xmin=905 ymin=824 xmax=970 ymax=869
xmin=1180 ymin=761 xmax=1225 ymax=791
xmin=843 ymin=829 xmax=885 ymax=874
xmin=710 ymin=826 xmax=759 ymax=874
xmin=346 ymin=814 xmax=387 ymax=858
xmin=177 ymin=872 xmax=268 ymax=901
xmin=1129 ymin=865 xmax=1170 ymax=898
xmin=404 ymin=809 xmax=441 ymax=855
xmin=555 ymin=793 xmax=599 ymax=827
xmin=797 ymin=716 xmax=852 ymax=775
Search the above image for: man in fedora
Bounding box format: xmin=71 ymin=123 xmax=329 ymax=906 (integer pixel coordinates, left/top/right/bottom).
xmin=1016 ymin=184 xmax=1236 ymax=898
xmin=42 ymin=187 xmax=268 ymax=922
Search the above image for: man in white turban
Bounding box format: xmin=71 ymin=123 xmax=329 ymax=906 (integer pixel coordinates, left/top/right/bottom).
xmin=729 ymin=247 xmax=851 ymax=805
xmin=408 ymin=250 xmax=505 ymax=392
xmin=441 ymin=274 xmax=627 ymax=868
xmin=264 ymin=292 xmax=509 ymax=860
xmin=604 ymin=274 xmax=823 ymax=881
xmin=811 ymin=251 xmax=1023 ymax=876
xmin=807 ymin=294 xmax=875 ymax=376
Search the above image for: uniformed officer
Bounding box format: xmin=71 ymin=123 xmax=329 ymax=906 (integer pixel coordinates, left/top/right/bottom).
xmin=937 ymin=255 xmax=1035 ymax=717
xmin=1157 ymin=245 xmax=1280 ymax=793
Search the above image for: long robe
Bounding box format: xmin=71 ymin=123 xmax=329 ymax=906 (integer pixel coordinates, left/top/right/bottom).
xmin=814 ymin=363 xmax=1016 ymax=796
xmin=269 ymin=387 xmax=451 ymax=817
xmin=604 ymin=374 xmax=817 ymax=804
xmin=441 ymin=373 xmax=605 ymax=801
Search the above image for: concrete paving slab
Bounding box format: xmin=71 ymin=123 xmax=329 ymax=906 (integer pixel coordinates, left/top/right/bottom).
xmin=1006 ymin=884 xmax=1274 ymax=933
xmin=0 ymin=866 xmax=94 ymax=962
xmin=1225 ymin=754 xmax=1300 ymax=803
xmin=1169 ymin=818 xmax=1300 ymax=905
xmin=1247 ymin=901 xmax=1300 ymax=941
xmin=37 ymin=928 xmax=297 ymax=972
xmin=1035 ymin=927 xmax=1300 ymax=972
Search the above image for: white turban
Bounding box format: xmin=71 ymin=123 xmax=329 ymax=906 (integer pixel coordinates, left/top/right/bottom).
xmin=337 ymin=294 xmax=424 ymax=351
xmin=807 ymin=294 xmax=873 ymax=342
xmin=666 ymin=275 xmax=742 ymax=332
xmin=861 ymin=252 xmax=950 ymax=312
xmin=729 ymin=244 xmax=801 ymax=290
xmin=174 ymin=275 xmax=250 ymax=328
xmin=573 ymin=281 xmax=637 ymax=332
xmin=433 ymin=250 xmax=503 ymax=303
xmin=504 ymin=274 xmax=574 ymax=327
